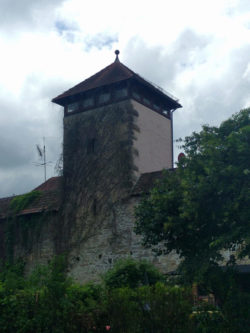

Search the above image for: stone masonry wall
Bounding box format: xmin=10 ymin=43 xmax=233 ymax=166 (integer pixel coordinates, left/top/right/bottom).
xmin=61 ymin=99 xmax=180 ymax=282
xmin=68 ymin=196 xmax=180 ymax=283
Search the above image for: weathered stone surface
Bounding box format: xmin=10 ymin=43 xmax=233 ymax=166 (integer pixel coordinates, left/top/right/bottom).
xmin=56 ymin=99 xmax=178 ymax=282
xmin=0 ymin=212 xmax=58 ymax=273
xmin=67 ymin=196 xmax=180 ymax=283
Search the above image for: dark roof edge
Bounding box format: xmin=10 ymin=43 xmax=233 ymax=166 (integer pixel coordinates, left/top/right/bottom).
xmin=52 ymin=61 xmax=182 ymax=109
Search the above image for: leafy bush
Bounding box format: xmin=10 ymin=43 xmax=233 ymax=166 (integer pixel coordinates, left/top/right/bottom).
xmin=103 ymin=258 xmax=164 ymax=289
xmin=0 ymin=257 xmax=249 ymax=332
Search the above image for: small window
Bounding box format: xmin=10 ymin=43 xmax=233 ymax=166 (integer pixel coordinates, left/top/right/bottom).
xmin=163 ymin=110 xmax=170 ymax=117
xmin=98 ymin=92 xmax=110 ymax=104
xmin=68 ymin=102 xmax=78 ymax=113
xmin=153 ymin=104 xmax=160 ymax=111
xmin=143 ymin=97 xmax=151 ymax=106
xmin=87 ymin=138 xmax=96 ymax=154
xmin=132 ymin=91 xmax=140 ymax=100
xmin=114 ymin=87 xmax=128 ymax=100
xmin=92 ymin=199 xmax=97 ymax=216
xmin=83 ymin=97 xmax=94 ymax=108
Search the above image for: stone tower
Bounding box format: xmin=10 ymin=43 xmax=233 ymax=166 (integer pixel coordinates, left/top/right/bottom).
xmin=52 ymin=51 xmax=182 ymax=281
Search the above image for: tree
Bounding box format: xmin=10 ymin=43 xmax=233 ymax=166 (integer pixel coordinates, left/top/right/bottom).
xmin=135 ymin=108 xmax=250 ymax=280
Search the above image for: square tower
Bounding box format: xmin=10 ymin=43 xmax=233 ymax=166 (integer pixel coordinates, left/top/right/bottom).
xmin=51 ymin=51 xmax=182 ymax=281
xmin=52 ymin=51 xmax=181 ymax=203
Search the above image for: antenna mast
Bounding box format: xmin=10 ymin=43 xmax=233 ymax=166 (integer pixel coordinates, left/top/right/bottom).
xmin=34 ymin=137 xmax=51 ymax=182
xmin=43 ymin=137 xmax=46 ymax=182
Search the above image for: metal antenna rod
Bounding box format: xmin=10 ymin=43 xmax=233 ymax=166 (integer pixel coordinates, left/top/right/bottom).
xmin=34 ymin=137 xmax=52 ymax=183
xmin=43 ymin=137 xmax=46 ymax=182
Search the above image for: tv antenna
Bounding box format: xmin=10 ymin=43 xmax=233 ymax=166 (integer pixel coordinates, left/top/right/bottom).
xmin=34 ymin=137 xmax=52 ymax=182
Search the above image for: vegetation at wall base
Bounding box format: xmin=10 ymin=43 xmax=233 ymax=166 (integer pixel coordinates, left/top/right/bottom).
xmin=0 ymin=257 xmax=249 ymax=332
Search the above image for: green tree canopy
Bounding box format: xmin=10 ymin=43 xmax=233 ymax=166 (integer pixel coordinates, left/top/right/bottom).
xmin=135 ymin=108 xmax=250 ymax=279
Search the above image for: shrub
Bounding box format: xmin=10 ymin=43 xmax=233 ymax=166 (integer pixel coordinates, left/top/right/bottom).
xmin=103 ymin=258 xmax=164 ymax=289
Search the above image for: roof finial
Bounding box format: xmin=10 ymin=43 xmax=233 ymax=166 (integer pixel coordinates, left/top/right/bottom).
xmin=114 ymin=50 xmax=120 ymax=62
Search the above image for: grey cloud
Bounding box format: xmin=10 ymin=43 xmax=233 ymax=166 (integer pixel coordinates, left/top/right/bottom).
xmin=174 ymin=44 xmax=250 ymax=137
xmin=0 ymin=167 xmax=44 ymax=197
xmin=0 ymin=0 xmax=66 ymax=31
xmin=0 ymin=76 xmax=63 ymax=197
xmin=124 ymin=30 xmax=211 ymax=88
xmin=55 ymin=20 xmax=80 ymax=43
xmin=84 ymin=33 xmax=118 ymax=51
xmin=226 ymin=0 xmax=250 ymax=16
xmin=54 ymin=21 xmax=118 ymax=48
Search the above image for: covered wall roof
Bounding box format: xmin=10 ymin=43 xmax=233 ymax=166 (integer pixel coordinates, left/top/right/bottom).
xmin=0 ymin=177 xmax=62 ymax=219
xmin=0 ymin=170 xmax=168 ymax=220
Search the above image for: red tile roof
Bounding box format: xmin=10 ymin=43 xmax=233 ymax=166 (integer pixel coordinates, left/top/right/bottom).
xmin=52 ymin=61 xmax=134 ymax=105
xmin=0 ymin=170 xmax=175 ymax=219
xmin=34 ymin=176 xmax=62 ymax=192
xmin=132 ymin=169 xmax=175 ymax=195
xmin=52 ymin=60 xmax=181 ymax=109
xmin=0 ymin=176 xmax=62 ymax=219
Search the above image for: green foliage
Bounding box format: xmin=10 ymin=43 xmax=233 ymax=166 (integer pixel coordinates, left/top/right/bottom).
xmin=135 ymin=108 xmax=250 ymax=281
xmin=0 ymin=257 xmax=249 ymax=332
xmin=191 ymin=303 xmax=224 ymax=333
xmin=105 ymin=283 xmax=193 ymax=333
xmin=0 ymin=259 xmax=26 ymax=293
xmin=103 ymin=258 xmax=164 ymax=289
xmin=222 ymin=288 xmax=250 ymax=332
xmin=10 ymin=191 xmax=41 ymax=214
xmin=137 ymin=283 xmax=193 ymax=333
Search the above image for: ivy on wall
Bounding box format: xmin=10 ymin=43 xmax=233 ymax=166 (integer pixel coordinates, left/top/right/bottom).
xmin=10 ymin=191 xmax=41 ymax=214
xmin=5 ymin=191 xmax=43 ymax=262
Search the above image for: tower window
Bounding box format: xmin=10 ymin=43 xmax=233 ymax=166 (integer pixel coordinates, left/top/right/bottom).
xmin=143 ymin=97 xmax=151 ymax=106
xmin=92 ymin=199 xmax=97 ymax=216
xmin=87 ymin=138 xmax=96 ymax=154
xmin=114 ymin=87 xmax=128 ymax=100
xmin=153 ymin=103 xmax=160 ymax=111
xmin=163 ymin=110 xmax=170 ymax=117
xmin=83 ymin=97 xmax=94 ymax=108
xmin=132 ymin=91 xmax=141 ymax=101
xmin=68 ymin=102 xmax=78 ymax=113
xmin=98 ymin=92 xmax=110 ymax=104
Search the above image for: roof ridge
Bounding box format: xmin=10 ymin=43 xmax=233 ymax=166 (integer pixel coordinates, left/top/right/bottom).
xmin=52 ymin=61 xmax=135 ymax=104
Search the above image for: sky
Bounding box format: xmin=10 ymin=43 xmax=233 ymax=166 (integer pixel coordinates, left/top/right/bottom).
xmin=0 ymin=0 xmax=250 ymax=197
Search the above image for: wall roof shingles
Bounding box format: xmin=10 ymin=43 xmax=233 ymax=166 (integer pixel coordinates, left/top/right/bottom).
xmin=0 ymin=176 xmax=62 ymax=220
xmin=0 ymin=169 xmax=172 ymax=220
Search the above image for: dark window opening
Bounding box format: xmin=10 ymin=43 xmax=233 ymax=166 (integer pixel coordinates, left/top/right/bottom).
xmin=98 ymin=92 xmax=110 ymax=104
xmin=68 ymin=102 xmax=78 ymax=113
xmin=92 ymin=198 xmax=97 ymax=215
xmin=114 ymin=87 xmax=128 ymax=100
xmin=132 ymin=91 xmax=141 ymax=100
xmin=143 ymin=97 xmax=151 ymax=106
xmin=163 ymin=110 xmax=170 ymax=117
xmin=83 ymin=97 xmax=94 ymax=108
xmin=87 ymin=138 xmax=96 ymax=154
xmin=153 ymin=103 xmax=161 ymax=111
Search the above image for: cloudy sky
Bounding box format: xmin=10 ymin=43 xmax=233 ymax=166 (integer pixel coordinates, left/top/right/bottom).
xmin=0 ymin=0 xmax=250 ymax=197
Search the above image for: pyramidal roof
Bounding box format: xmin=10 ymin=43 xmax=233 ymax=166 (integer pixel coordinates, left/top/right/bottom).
xmin=52 ymin=51 xmax=181 ymax=109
